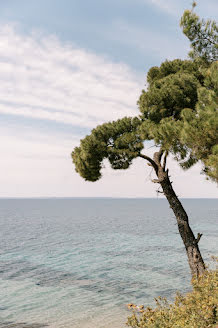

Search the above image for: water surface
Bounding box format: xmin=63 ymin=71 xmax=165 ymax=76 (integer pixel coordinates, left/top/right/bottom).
xmin=0 ymin=198 xmax=217 ymax=327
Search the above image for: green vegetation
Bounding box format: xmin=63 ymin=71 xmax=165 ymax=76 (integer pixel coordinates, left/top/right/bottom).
xmin=126 ymin=6 xmax=218 ymax=326
xmin=72 ymin=3 xmax=217 ymax=277
xmin=181 ymin=1 xmax=218 ymax=62
xmin=179 ymin=61 xmax=218 ymax=181
xmin=127 ymin=266 xmax=218 ymax=328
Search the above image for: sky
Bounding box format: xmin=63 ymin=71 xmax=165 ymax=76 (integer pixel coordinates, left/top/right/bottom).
xmin=0 ymin=0 xmax=217 ymax=198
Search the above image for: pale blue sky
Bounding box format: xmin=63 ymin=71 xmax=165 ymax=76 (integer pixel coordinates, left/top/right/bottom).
xmin=0 ymin=0 xmax=217 ymax=197
xmin=1 ymin=0 xmax=215 ymax=70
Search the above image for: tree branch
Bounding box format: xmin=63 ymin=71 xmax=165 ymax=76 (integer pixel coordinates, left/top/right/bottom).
xmin=153 ymin=149 xmax=164 ymax=166
xmin=194 ymin=233 xmax=203 ymax=244
xmin=152 ymin=179 xmax=161 ymax=183
xmin=162 ymin=152 xmax=168 ymax=171
xmin=139 ymin=153 xmax=158 ymax=173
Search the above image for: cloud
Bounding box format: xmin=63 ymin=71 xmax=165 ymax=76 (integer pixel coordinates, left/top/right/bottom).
xmin=0 ymin=127 xmax=78 ymax=160
xmin=0 ymin=25 xmax=145 ymax=197
xmin=1 ymin=127 xmax=217 ymax=198
xmin=0 ymin=24 xmax=143 ymax=128
xmin=0 ymin=24 xmax=217 ymax=198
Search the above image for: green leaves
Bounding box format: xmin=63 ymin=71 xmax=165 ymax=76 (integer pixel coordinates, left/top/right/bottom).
xmin=137 ymin=57 xmax=218 ymax=182
xmin=179 ymin=61 xmax=218 ymax=181
xmin=138 ymin=59 xmax=201 ymax=157
xmin=139 ymin=60 xmax=203 ymax=123
xmin=71 ymin=117 xmax=143 ymax=181
xmin=180 ymin=6 xmax=218 ymax=62
xmin=139 ymin=72 xmax=199 ymax=121
xmin=72 ymin=5 xmax=218 ymax=183
xmin=127 ymin=267 xmax=218 ymax=328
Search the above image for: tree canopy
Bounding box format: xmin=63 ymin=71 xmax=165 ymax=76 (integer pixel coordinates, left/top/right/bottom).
xmin=71 ymin=3 xmax=217 ymax=277
xmin=180 ymin=1 xmax=218 ymax=62
xmin=72 ymin=117 xmax=143 ymax=181
xmin=72 ymin=5 xmax=218 ymax=183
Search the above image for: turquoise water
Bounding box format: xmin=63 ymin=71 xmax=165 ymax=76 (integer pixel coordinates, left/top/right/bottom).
xmin=0 ymin=198 xmax=217 ymax=328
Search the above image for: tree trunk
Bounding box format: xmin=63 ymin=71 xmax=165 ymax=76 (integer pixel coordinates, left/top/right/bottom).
xmin=152 ymin=153 xmax=205 ymax=277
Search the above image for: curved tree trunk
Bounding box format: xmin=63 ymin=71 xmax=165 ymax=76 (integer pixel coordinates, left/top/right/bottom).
xmin=142 ymin=150 xmax=206 ymax=277
xmin=159 ymin=170 xmax=205 ymax=277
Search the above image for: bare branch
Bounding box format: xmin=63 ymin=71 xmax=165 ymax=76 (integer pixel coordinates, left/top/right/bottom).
xmin=152 ymin=179 xmax=161 ymax=183
xmin=163 ymin=151 xmax=168 ymax=171
xmin=194 ymin=233 xmax=203 ymax=244
xmin=139 ymin=153 xmax=158 ymax=173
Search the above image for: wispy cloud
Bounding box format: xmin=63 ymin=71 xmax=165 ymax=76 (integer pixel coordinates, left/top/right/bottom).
xmin=1 ymin=125 xmax=216 ymax=198
xmin=0 ymin=24 xmax=216 ymax=198
xmin=0 ymin=24 xmax=144 ymax=197
xmin=0 ymin=25 xmax=143 ymax=128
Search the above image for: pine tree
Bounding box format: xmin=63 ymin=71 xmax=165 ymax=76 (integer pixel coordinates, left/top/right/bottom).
xmin=72 ymin=4 xmax=218 ymax=277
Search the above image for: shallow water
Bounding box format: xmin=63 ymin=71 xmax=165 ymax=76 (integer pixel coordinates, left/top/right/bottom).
xmin=0 ymin=198 xmax=217 ymax=327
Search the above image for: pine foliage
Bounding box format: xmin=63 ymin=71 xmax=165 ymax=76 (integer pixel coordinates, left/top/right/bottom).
xmin=180 ymin=2 xmax=218 ymax=62
xmin=180 ymin=61 xmax=218 ymax=180
xmin=72 ymin=117 xmax=143 ymax=181
xmin=72 ymin=4 xmax=218 ymax=182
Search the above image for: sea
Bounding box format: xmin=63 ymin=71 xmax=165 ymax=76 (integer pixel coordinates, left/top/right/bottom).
xmin=0 ymin=198 xmax=217 ymax=328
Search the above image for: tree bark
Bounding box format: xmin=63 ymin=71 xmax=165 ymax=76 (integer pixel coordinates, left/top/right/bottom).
xmin=143 ymin=150 xmax=206 ymax=277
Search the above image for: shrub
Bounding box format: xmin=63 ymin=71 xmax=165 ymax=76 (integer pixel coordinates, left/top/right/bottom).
xmin=127 ymin=268 xmax=218 ymax=328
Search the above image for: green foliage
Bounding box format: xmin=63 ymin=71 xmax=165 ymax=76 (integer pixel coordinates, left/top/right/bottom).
xmin=72 ymin=117 xmax=143 ymax=181
xmin=72 ymin=5 xmax=218 ymax=182
xmin=146 ymin=59 xmax=204 ymax=87
xmin=127 ymin=267 xmax=218 ymax=328
xmin=138 ymin=59 xmax=202 ymax=151
xmin=139 ymin=71 xmax=199 ymax=121
xmin=180 ymin=3 xmax=218 ymax=62
xmin=137 ymin=56 xmax=218 ymax=181
xmin=180 ymin=61 xmax=218 ymax=180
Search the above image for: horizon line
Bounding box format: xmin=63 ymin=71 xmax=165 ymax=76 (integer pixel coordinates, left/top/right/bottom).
xmin=0 ymin=197 xmax=217 ymax=200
